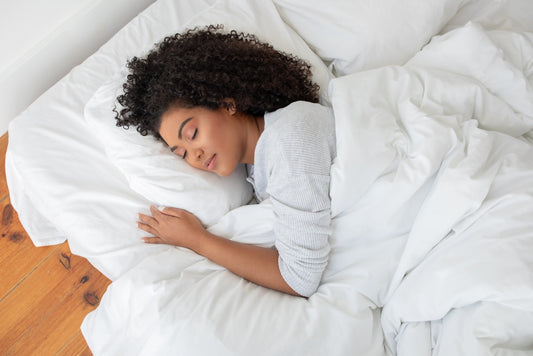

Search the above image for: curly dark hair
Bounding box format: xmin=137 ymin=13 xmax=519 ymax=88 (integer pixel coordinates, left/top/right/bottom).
xmin=114 ymin=25 xmax=320 ymax=139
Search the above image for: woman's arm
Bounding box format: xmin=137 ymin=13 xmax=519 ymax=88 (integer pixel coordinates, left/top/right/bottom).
xmin=138 ymin=206 xmax=300 ymax=296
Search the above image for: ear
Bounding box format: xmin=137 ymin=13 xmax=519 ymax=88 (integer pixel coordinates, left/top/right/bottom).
xmin=221 ymin=98 xmax=237 ymax=115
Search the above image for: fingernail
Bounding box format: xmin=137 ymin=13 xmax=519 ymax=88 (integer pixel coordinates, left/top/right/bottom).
xmin=158 ymin=206 xmax=166 ymax=212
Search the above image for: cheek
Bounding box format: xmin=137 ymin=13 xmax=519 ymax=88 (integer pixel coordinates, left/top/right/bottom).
xmin=209 ymin=130 xmax=230 ymax=154
xmin=187 ymin=159 xmax=205 ymax=171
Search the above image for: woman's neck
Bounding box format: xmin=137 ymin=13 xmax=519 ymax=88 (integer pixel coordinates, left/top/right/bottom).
xmin=240 ymin=114 xmax=264 ymax=165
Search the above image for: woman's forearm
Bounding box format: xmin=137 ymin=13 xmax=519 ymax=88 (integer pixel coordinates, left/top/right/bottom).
xmin=194 ymin=231 xmax=301 ymax=296
xmin=138 ymin=206 xmax=299 ymax=296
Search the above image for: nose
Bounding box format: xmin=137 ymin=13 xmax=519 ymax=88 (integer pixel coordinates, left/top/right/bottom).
xmin=191 ymin=147 xmax=204 ymax=162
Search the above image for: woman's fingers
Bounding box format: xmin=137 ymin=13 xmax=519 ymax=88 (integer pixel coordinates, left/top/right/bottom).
xmin=142 ymin=236 xmax=164 ymax=244
xmin=138 ymin=221 xmax=165 ymax=244
xmin=156 ymin=206 xmax=184 ymax=218
xmin=138 ymin=206 xmax=199 ymax=247
xmin=137 ymin=220 xmax=157 ymax=235
xmin=138 ymin=212 xmax=158 ymax=226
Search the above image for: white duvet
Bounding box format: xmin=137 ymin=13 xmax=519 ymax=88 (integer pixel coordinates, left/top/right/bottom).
xmin=81 ymin=23 xmax=533 ymax=355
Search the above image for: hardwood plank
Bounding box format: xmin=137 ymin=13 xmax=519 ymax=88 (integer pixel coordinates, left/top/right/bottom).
xmin=0 ymin=133 xmax=8 ymax=199
xmin=0 ymin=243 xmax=81 ymax=352
xmin=0 ymin=243 xmax=109 ymax=355
xmin=0 ymin=196 xmax=59 ymax=301
xmin=8 ymin=271 xmax=109 ymax=356
xmin=55 ymin=330 xmax=93 ymax=356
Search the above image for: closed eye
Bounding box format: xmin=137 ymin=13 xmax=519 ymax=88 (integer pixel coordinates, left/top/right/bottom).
xmin=169 ymin=145 xmax=187 ymax=160
xmin=175 ymin=129 xmax=197 ymax=160
xmin=182 ymin=129 xmax=198 ymax=159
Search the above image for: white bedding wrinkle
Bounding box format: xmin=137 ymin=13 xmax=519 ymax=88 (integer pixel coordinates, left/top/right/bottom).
xmin=5 ymin=0 xmax=533 ymax=355
xmin=328 ymin=24 xmax=533 ymax=355
xmin=4 ymin=151 xmax=67 ymax=246
xmin=273 ymin=0 xmax=467 ymax=75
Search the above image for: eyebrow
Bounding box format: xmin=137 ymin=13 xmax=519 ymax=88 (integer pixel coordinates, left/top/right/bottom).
xmin=178 ymin=117 xmax=193 ymax=140
xmin=169 ymin=116 xmax=193 ymax=152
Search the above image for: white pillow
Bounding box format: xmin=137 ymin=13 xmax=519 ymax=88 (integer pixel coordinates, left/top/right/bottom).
xmin=84 ymin=74 xmax=253 ymax=227
xmin=84 ymin=0 xmax=334 ymax=226
xmin=273 ymin=0 xmax=466 ymax=76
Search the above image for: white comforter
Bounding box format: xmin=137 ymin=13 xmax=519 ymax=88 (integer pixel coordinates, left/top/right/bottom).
xmin=330 ymin=23 xmax=533 ymax=355
xmin=82 ymin=23 xmax=533 ymax=355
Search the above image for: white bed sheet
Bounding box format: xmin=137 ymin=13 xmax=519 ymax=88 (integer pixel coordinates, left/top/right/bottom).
xmin=5 ymin=0 xmax=533 ymax=355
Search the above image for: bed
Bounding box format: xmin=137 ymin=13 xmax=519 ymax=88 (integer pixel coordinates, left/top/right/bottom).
xmin=5 ymin=0 xmax=533 ymax=355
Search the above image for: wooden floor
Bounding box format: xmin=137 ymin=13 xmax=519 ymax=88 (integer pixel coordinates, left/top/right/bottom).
xmin=0 ymin=133 xmax=111 ymax=355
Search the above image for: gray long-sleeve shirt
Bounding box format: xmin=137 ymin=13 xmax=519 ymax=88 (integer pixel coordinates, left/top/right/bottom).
xmin=248 ymin=101 xmax=336 ymax=297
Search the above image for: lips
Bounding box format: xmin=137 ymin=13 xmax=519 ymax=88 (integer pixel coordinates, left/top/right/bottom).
xmin=204 ymin=154 xmax=216 ymax=170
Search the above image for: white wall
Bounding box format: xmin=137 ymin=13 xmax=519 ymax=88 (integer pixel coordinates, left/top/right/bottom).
xmin=0 ymin=0 xmax=157 ymax=136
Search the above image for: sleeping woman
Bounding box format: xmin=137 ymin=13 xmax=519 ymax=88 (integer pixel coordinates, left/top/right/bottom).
xmin=115 ymin=25 xmax=336 ymax=297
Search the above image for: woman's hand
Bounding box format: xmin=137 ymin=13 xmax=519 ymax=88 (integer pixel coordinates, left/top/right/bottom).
xmin=137 ymin=205 xmax=207 ymax=251
xmin=138 ymin=206 xmax=300 ymax=296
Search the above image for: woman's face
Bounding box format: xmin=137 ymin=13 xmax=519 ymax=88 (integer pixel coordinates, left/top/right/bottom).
xmin=158 ymin=105 xmax=248 ymax=177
